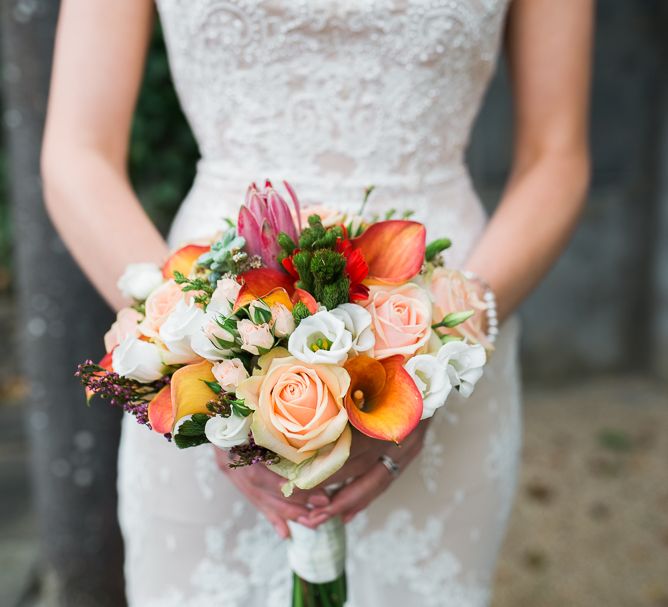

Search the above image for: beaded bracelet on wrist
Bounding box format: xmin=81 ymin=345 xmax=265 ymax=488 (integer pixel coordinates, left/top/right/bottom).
xmin=462 ymin=270 xmax=498 ymax=344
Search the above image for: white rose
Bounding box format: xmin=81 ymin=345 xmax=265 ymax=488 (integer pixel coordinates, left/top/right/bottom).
xmin=287 ymin=310 xmax=353 ymax=364
xmin=237 ymin=319 xmax=274 ymax=355
xmin=330 ymin=303 xmax=375 ymax=355
xmin=159 ymin=299 xmax=204 ymax=365
xmin=404 ymin=354 xmax=452 ymax=420
xmin=208 ymin=278 xmax=241 ymax=316
xmin=271 ymin=303 xmax=296 ymax=337
xmin=205 ymin=413 xmax=251 ymax=449
xmin=112 ymin=337 xmax=164 ymax=383
xmin=117 ymin=263 xmax=164 ymax=301
xmin=437 ymin=342 xmax=486 ymax=398
xmin=212 ymin=358 xmax=249 ymax=392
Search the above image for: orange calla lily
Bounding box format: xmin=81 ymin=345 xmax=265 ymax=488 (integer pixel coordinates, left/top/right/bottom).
xmin=235 ymin=268 xmax=295 ymax=310
xmin=351 ymin=220 xmax=426 ymax=283
xmin=170 ymin=360 xmax=216 ymax=430
xmin=147 ymin=385 xmax=173 ymax=434
xmin=344 ymin=355 xmax=423 ymax=443
xmin=234 ymin=268 xmax=318 ymax=314
xmin=162 ymin=244 xmax=210 ymax=279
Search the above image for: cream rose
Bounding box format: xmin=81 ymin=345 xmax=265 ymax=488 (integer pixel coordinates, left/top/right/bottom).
xmin=426 ymin=268 xmax=491 ymax=349
xmin=271 ymin=303 xmax=296 ymax=337
xmin=364 ymin=283 xmax=432 ymax=359
xmin=112 ymin=336 xmax=164 ymax=383
xmin=437 ymin=341 xmax=486 ymax=398
xmin=212 ymin=358 xmax=249 ymax=392
xmin=208 ymin=277 xmax=241 ymax=316
xmin=236 ymin=356 xmax=350 ymax=464
xmin=237 ymin=319 xmax=274 ymax=355
xmin=117 ymin=262 xmax=163 ymax=301
xmin=404 ymin=354 xmax=452 ymax=420
xmin=104 ymin=307 xmax=142 ymax=353
xmin=205 ymin=413 xmax=251 ymax=449
xmin=138 ymin=280 xmax=184 ymax=339
xmin=287 ymin=310 xmax=353 ymax=364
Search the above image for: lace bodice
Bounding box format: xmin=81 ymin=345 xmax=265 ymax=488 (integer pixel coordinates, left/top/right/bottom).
xmin=156 ymin=0 xmax=509 ymax=187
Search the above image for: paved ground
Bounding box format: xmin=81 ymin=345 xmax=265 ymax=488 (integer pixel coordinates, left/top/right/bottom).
xmin=1 ymin=371 xmax=667 ymax=606
xmin=493 ymin=376 xmax=668 ymax=607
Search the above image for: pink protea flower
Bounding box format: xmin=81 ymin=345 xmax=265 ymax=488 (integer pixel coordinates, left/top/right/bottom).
xmin=237 ymin=180 xmax=301 ymax=269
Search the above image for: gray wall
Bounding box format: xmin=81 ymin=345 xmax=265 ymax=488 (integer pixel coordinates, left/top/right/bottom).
xmin=468 ymin=1 xmax=667 ymax=380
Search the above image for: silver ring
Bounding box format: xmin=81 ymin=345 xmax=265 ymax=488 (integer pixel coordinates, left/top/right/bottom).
xmin=379 ymin=455 xmax=400 ymax=479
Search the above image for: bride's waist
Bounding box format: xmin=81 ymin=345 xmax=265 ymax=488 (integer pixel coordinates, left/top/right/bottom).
xmin=189 ymin=158 xmax=474 ymax=209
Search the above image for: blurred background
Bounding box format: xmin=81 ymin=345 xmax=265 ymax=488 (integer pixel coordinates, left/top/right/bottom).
xmin=0 ymin=1 xmax=666 ymax=606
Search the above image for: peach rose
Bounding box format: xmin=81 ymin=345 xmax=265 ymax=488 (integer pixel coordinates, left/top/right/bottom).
xmin=236 ymin=355 xmax=350 ymax=464
xmin=104 ymin=307 xmax=143 ymax=353
xmin=364 ymin=283 xmax=432 ymax=359
xmin=426 ymin=268 xmax=492 ymax=349
xmin=138 ymin=279 xmax=184 ymax=339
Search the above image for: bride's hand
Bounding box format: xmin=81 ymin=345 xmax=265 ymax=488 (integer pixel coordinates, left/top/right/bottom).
xmin=214 ymin=448 xmax=331 ymax=539
xmin=307 ymin=421 xmax=430 ymax=526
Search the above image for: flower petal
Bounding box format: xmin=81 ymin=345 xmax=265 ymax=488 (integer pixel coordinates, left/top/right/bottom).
xmin=147 ymin=385 xmax=173 ymax=434
xmin=269 ymin=426 xmax=352 ymax=495
xmin=162 ymin=244 xmax=210 ymax=279
xmin=351 ymin=220 xmax=426 ymax=283
xmin=170 ymin=360 xmax=216 ymax=429
xmin=234 ymin=268 xmax=295 ymax=310
xmin=237 ymin=206 xmax=263 ymax=258
xmin=344 ymin=355 xmax=423 ymax=443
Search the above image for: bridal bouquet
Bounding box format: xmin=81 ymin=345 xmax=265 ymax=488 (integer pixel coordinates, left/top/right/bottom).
xmin=78 ymin=181 xmax=492 ymax=607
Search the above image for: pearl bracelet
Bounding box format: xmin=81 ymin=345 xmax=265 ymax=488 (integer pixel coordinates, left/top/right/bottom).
xmin=462 ymin=270 xmax=499 ymax=344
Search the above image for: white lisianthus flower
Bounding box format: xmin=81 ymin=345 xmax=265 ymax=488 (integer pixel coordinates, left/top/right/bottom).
xmin=117 ymin=263 xmax=164 ymax=301
xmin=271 ymin=303 xmax=296 ymax=338
xmin=404 ymin=354 xmax=452 ymax=420
xmin=330 ymin=303 xmax=375 ymax=355
xmin=212 ymin=358 xmax=249 ymax=392
xmin=205 ymin=414 xmax=251 ymax=449
xmin=208 ymin=277 xmax=241 ymax=316
xmin=437 ymin=341 xmax=486 ymax=398
xmin=159 ymin=299 xmax=204 ymax=365
xmin=288 ymin=310 xmax=353 ymax=364
xmin=237 ymin=319 xmax=274 ymax=355
xmin=112 ymin=337 xmax=164 ymax=383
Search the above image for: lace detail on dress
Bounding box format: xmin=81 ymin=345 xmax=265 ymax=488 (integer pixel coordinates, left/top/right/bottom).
xmin=156 ymin=0 xmax=509 ymax=184
xmin=119 ymin=3 xmax=521 ymax=606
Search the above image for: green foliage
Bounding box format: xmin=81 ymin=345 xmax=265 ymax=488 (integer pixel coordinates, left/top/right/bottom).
xmin=173 ymin=270 xmax=214 ymax=306
xmin=292 ymin=301 xmax=312 ymax=324
xmin=173 ymin=413 xmax=210 ymax=449
xmin=279 ymin=214 xmax=349 ymax=309
xmin=425 ymin=238 xmax=452 ymax=262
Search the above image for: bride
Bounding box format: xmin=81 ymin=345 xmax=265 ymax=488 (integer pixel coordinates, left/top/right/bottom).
xmin=41 ymin=1 xmax=592 ymax=605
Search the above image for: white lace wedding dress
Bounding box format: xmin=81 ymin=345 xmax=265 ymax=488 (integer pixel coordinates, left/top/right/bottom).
xmin=118 ymin=1 xmax=522 ymax=605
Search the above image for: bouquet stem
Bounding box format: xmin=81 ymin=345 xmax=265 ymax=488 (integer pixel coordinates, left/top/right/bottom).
xmin=292 ymin=571 xmax=347 ymax=607
xmin=287 ymin=516 xmax=347 ymax=607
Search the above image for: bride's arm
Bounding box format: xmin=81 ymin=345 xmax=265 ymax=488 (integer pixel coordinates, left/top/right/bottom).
xmin=465 ymin=0 xmax=594 ymax=319
xmin=309 ymin=0 xmax=594 ymax=526
xmin=41 ymin=0 xmax=326 ymax=537
xmin=41 ymin=0 xmax=167 ymax=311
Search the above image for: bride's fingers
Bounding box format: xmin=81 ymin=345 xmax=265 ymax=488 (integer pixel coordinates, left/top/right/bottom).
xmin=317 ymin=463 xmax=393 ymax=522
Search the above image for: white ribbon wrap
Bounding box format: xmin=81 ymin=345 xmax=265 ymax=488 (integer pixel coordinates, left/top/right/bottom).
xmin=287 ymin=516 xmax=346 ymax=584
